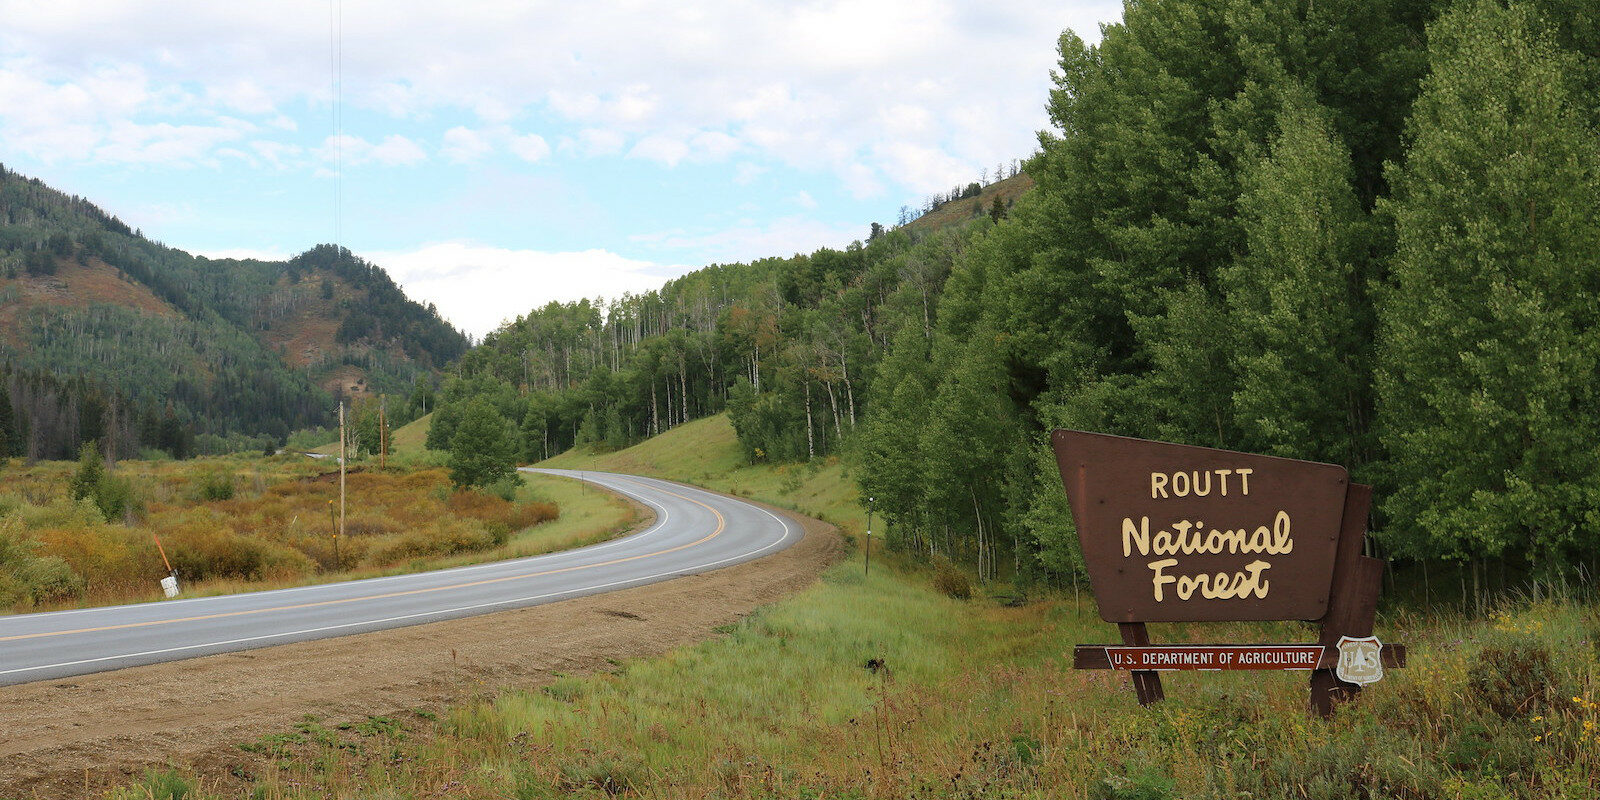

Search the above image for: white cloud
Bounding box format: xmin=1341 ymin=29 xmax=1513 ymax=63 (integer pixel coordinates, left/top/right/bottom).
xmin=441 ymin=125 xmax=493 ymax=163
xmin=0 ymin=1 xmax=1120 ymax=194
xmin=690 ymin=130 xmax=740 ymax=161
xmin=321 ymin=133 xmax=427 ymax=167
xmin=367 ymin=241 xmax=695 ymax=338
xmin=509 ymin=132 xmax=551 ymax=163
xmin=568 ymin=128 xmax=626 ymax=157
xmin=628 ymin=134 xmax=689 ymax=167
xmin=733 ymin=162 xmax=766 ymax=185
xmin=630 ymin=216 xmax=863 ymax=264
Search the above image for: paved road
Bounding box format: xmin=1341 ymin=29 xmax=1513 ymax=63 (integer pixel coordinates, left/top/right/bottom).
xmin=0 ymin=469 xmax=802 ymax=687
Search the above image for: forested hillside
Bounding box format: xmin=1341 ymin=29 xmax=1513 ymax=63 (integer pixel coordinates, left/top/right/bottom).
xmin=424 ymin=0 xmax=1600 ymax=587
xmin=0 ymin=167 xmax=468 ymax=460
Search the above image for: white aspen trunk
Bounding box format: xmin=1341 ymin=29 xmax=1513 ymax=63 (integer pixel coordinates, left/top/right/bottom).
xmin=840 ymin=353 xmax=856 ymax=427
xmin=804 ymin=380 xmax=815 ymax=460
xmin=825 ymin=380 xmax=842 ymax=439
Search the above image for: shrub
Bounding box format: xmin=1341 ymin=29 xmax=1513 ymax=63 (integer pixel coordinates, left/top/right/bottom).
xmin=931 ymin=556 xmax=972 ymax=600
xmin=487 ymin=474 xmax=523 ymax=502
xmin=341 ymin=513 xmax=399 ymax=537
xmin=93 ymin=473 xmax=140 ymax=522
xmin=0 ymin=519 xmax=87 ymax=606
xmin=1467 ymin=632 xmax=1562 ymax=717
xmin=198 ymin=470 xmax=236 ymax=501
xmin=13 ymin=554 xmax=86 ymax=603
xmin=371 ymin=519 xmax=497 ymax=564
xmin=290 ymin=533 xmax=369 ymax=572
xmin=558 ymin=751 xmax=647 ymax=796
xmin=1093 ymin=767 xmax=1176 ymax=800
xmin=109 ymin=769 xmax=192 ymax=800
xmin=165 ymin=522 xmax=311 ymax=581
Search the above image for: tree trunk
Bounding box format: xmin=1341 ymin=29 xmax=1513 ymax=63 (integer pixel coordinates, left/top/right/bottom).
xmin=840 ymin=353 xmax=856 ymax=427
xmin=804 ymin=380 xmax=815 ymax=460
xmin=825 ymin=380 xmax=842 ymax=440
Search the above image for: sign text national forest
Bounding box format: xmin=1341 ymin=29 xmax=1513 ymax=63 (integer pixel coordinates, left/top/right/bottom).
xmin=1052 ymin=430 xmax=1349 ymax=623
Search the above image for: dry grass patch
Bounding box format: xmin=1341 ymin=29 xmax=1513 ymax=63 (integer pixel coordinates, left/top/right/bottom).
xmin=0 ymin=456 xmax=615 ymax=613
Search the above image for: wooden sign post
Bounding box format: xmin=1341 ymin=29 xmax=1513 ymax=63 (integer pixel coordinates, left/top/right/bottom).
xmin=1052 ymin=430 xmax=1404 ymax=717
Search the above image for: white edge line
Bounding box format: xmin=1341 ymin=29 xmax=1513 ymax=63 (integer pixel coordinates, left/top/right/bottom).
xmin=2 ymin=480 xmax=802 ymax=679
xmin=3 ymin=470 xmax=672 ymax=623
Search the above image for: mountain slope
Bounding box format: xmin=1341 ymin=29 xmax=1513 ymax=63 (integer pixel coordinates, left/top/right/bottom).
xmin=0 ymin=165 xmax=468 ymax=458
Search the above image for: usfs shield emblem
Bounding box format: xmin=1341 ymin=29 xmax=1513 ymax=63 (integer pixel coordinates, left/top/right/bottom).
xmin=1335 ymin=635 xmax=1384 ymax=685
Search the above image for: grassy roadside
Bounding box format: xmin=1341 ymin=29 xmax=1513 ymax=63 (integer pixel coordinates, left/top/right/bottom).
xmin=541 ymin=414 xmax=869 ymax=539
xmin=110 ymin=415 xmax=1600 ymax=799
xmin=2 ymin=455 xmax=638 ymax=613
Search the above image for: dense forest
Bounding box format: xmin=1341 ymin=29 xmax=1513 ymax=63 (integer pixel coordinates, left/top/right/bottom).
xmin=130 ymin=0 xmax=1577 ymax=588
xmin=0 ymin=167 xmax=468 ymax=460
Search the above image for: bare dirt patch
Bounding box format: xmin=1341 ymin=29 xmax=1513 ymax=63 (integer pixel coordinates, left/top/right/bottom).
xmin=0 ymin=499 xmax=841 ymax=799
xmin=0 ymin=257 xmax=177 ymax=347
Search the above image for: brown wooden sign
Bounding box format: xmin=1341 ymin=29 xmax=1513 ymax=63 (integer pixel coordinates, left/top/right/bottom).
xmin=1074 ymin=643 xmax=1408 ymax=672
xmin=1100 ymin=645 xmax=1322 ymax=671
xmin=1052 ymin=430 xmax=1403 ymax=717
xmin=1052 ymin=430 xmax=1350 ymax=623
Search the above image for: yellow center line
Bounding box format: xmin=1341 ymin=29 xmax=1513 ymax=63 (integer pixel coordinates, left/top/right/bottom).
xmin=1 ymin=478 xmax=726 ymax=644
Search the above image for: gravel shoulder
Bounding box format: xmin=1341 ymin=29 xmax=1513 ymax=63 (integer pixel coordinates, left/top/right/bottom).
xmin=0 ymin=494 xmax=841 ymax=798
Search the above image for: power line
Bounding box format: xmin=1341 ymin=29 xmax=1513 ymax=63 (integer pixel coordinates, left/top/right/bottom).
xmin=329 ymin=0 xmax=343 ymax=255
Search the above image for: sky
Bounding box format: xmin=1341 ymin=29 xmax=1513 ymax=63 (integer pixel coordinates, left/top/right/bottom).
xmin=0 ymin=0 xmax=1121 ymax=338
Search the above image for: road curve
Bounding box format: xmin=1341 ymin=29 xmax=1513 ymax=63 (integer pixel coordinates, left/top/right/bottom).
xmin=0 ymin=469 xmax=802 ymax=687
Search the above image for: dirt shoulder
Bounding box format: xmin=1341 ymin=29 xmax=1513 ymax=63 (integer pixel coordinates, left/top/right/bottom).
xmin=0 ymin=497 xmax=842 ymax=799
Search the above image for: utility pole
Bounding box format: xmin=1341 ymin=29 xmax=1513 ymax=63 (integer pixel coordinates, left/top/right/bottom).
xmin=329 ymin=500 xmax=339 ymax=570
xmin=866 ymin=496 xmax=874 ymax=577
xmin=379 ymin=394 xmax=388 ymax=470
xmin=338 ymin=400 xmax=347 ymax=570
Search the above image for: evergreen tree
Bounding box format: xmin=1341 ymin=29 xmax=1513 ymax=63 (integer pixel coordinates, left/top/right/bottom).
xmin=447 ymin=400 xmax=518 ymax=490
xmin=0 ymin=383 xmax=17 ymax=459
xmin=69 ymin=441 xmax=104 ymax=504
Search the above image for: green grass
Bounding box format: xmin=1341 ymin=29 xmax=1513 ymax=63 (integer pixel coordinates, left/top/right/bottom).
xmin=307 ymin=411 xmax=433 ymax=460
xmin=541 ymin=414 xmax=871 ymax=540
xmin=388 ymin=411 xmax=432 ymax=458
xmin=123 ymin=415 xmax=1600 ymax=798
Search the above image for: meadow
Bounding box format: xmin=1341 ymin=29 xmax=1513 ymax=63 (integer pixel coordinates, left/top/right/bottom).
xmin=98 ymin=415 xmax=1600 ymax=800
xmin=0 ymin=443 xmax=636 ymax=613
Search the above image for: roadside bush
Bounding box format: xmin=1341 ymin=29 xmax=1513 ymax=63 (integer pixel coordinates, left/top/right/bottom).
xmin=0 ymin=518 xmax=87 ymax=607
xmin=341 ymin=512 xmax=399 ymax=537
xmin=34 ymin=523 xmax=154 ymax=591
xmin=371 ymin=519 xmax=497 ymax=564
xmin=1467 ymin=631 xmax=1562 ymax=718
xmin=487 ymin=474 xmax=523 ymax=502
xmin=166 ymin=523 xmax=312 ymax=581
xmin=931 ymin=555 xmax=972 ymax=600
xmin=290 ymin=532 xmax=370 ymax=572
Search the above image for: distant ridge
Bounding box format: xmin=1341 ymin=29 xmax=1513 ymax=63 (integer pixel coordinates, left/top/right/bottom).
xmin=0 ymin=165 xmax=467 ymax=457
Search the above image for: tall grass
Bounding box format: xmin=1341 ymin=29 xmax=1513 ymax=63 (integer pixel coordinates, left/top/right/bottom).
xmin=109 ymin=418 xmax=1600 ymax=798
xmin=0 ymin=456 xmax=635 ymax=612
xmin=155 ymin=563 xmax=1600 ymax=799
